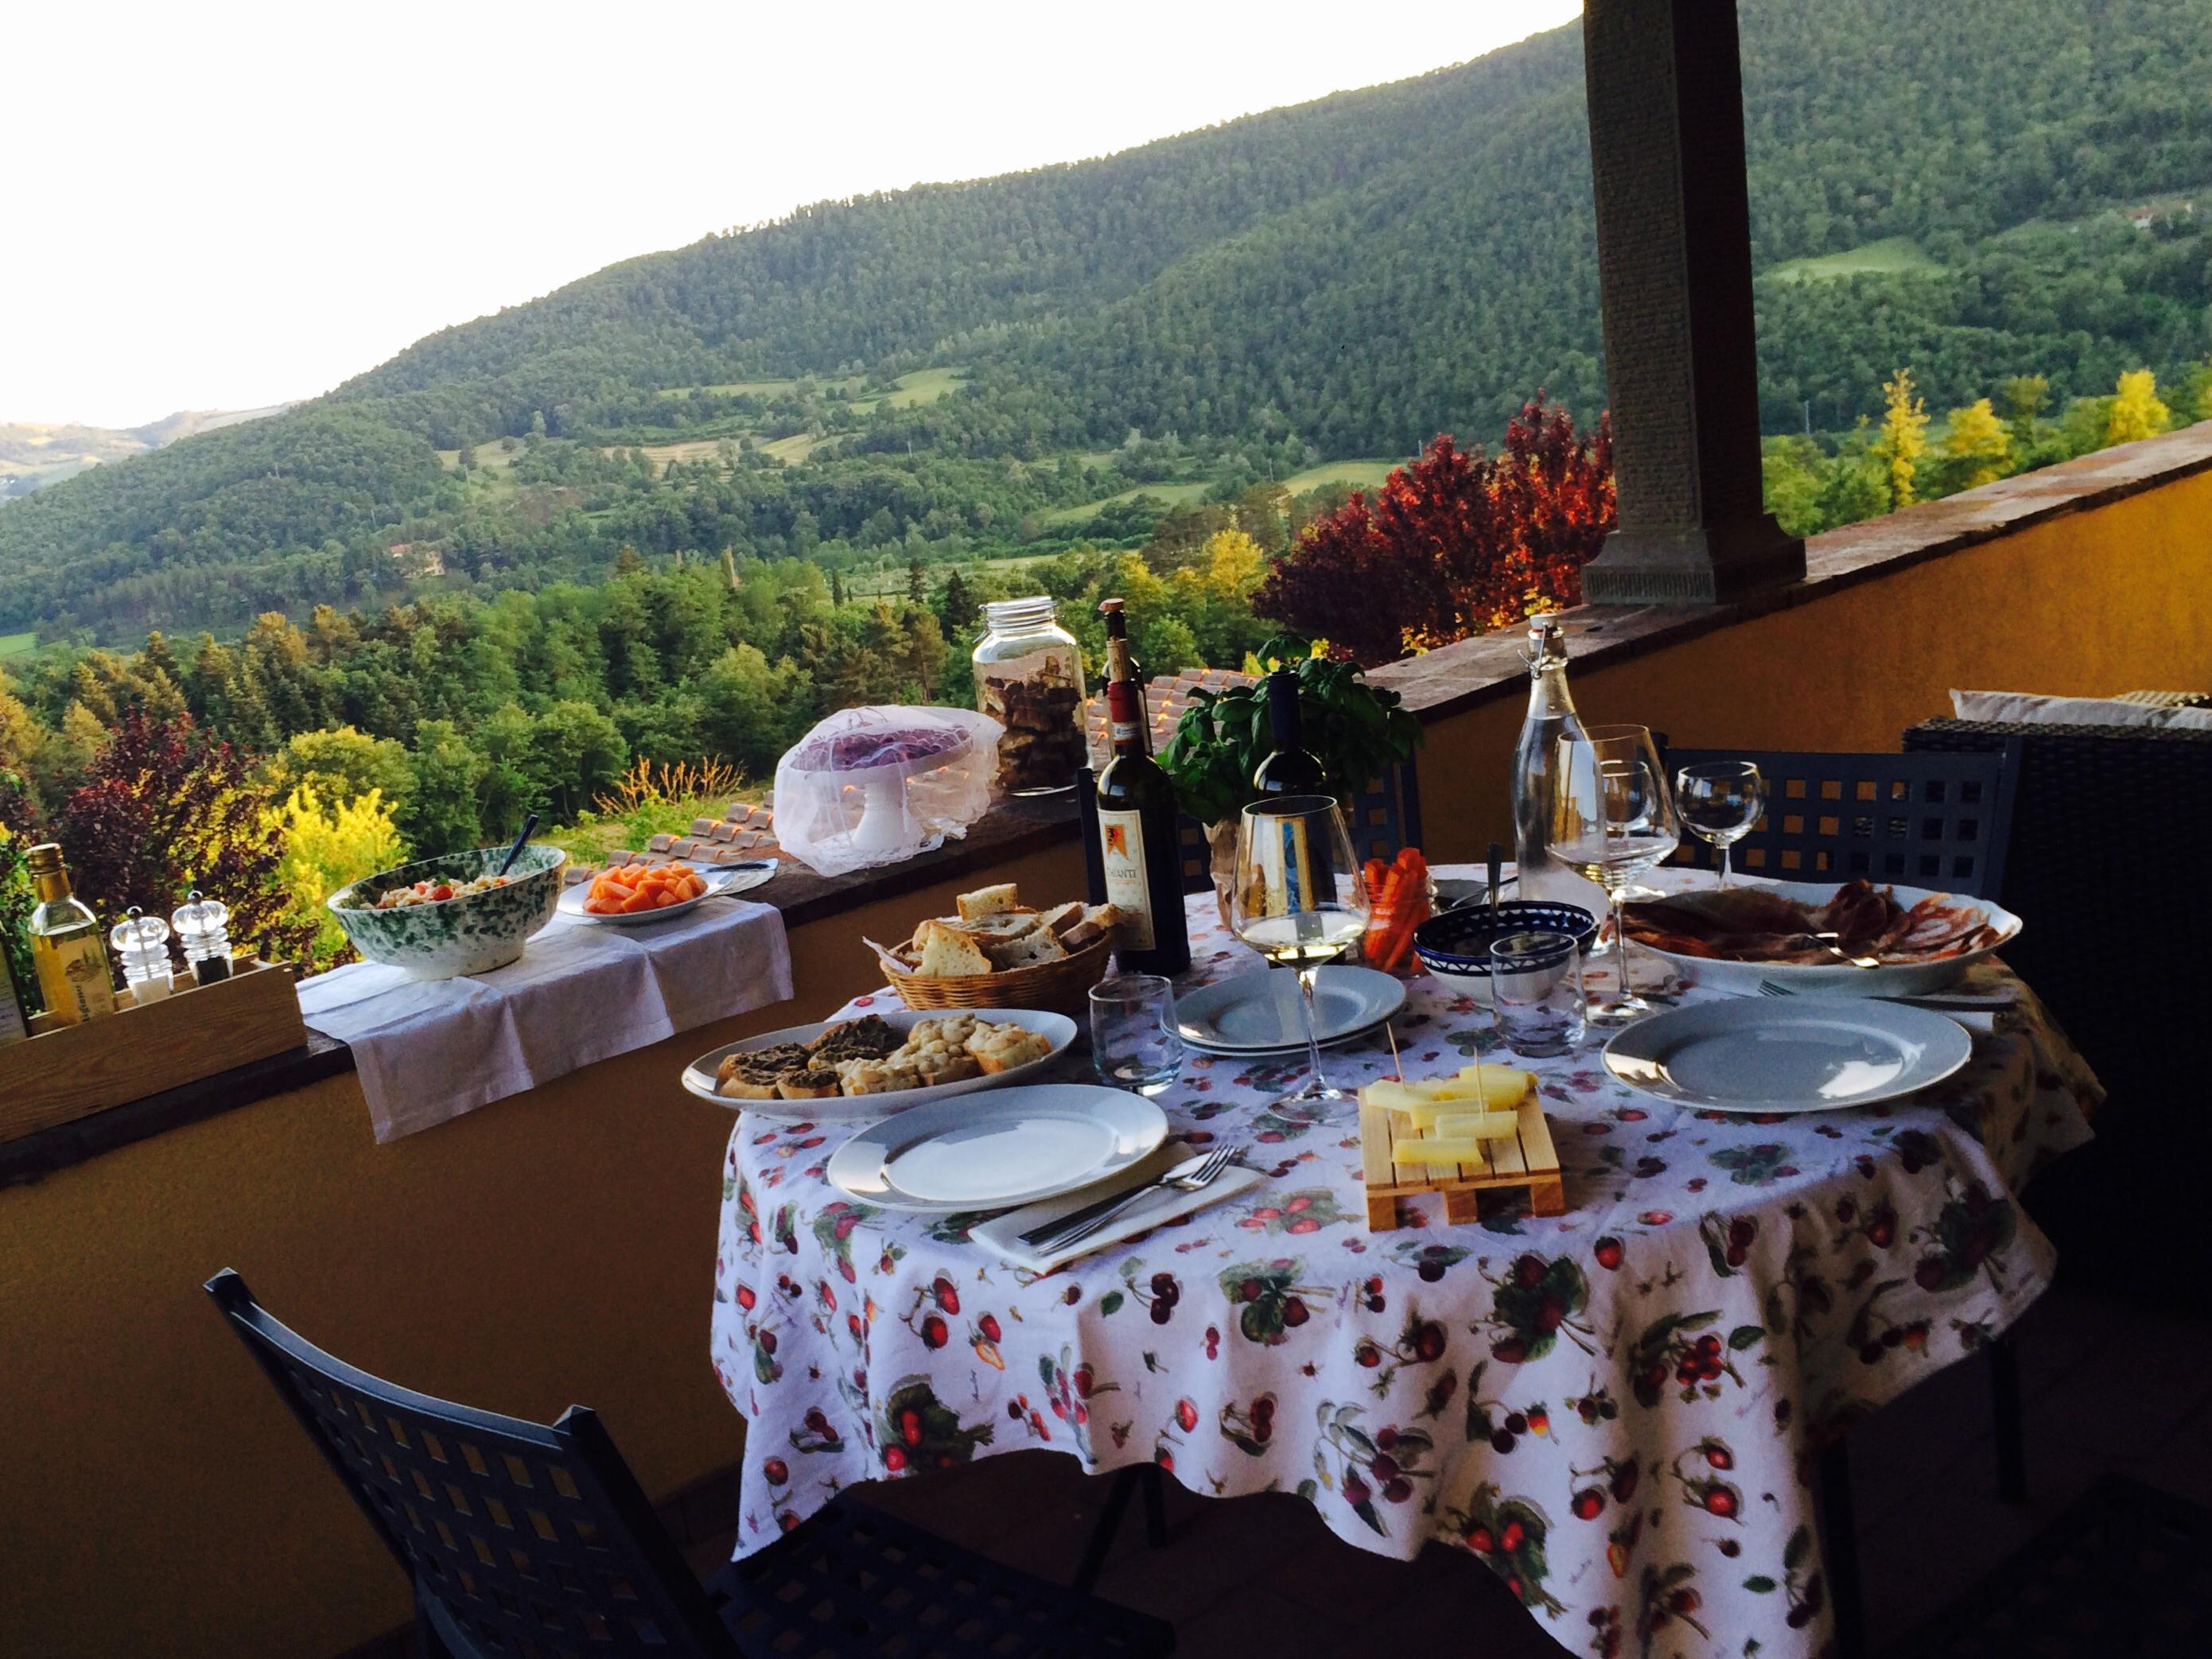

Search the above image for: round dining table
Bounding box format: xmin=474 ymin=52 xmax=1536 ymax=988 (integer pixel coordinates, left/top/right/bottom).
xmin=711 ymin=869 xmax=2099 ymax=1659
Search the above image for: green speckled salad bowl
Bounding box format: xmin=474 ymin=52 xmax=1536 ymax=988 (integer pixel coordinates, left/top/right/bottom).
xmin=328 ymin=844 xmax=568 ymax=979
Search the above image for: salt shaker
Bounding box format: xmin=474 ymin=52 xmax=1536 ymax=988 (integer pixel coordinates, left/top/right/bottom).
xmin=171 ymin=891 xmax=234 ymax=986
xmin=109 ymin=907 xmax=176 ymax=1004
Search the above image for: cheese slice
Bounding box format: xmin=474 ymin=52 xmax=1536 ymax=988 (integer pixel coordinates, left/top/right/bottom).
xmin=1363 ymin=1068 xmax=1534 ymax=1127
xmin=1390 ymin=1136 xmax=1499 ymax=1170
xmin=1433 ymin=1109 xmax=1519 ymax=1141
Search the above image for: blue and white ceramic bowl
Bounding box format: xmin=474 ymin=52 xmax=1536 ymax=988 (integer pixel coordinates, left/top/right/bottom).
xmin=328 ymin=844 xmax=567 ymax=979
xmin=1413 ymin=900 xmax=1599 ymax=1004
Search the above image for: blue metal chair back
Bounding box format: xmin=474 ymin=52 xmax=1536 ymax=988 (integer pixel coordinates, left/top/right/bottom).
xmin=1662 ymin=744 xmax=2022 ymax=899
xmin=206 ymin=1269 xmax=734 ymax=1658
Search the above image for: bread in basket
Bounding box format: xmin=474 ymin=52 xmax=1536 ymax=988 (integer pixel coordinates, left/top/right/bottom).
xmin=868 ymin=884 xmax=1121 ymax=1012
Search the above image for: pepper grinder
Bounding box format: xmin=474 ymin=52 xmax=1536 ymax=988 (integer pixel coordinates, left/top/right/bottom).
xmin=109 ymin=907 xmax=176 ymax=1004
xmin=171 ymin=891 xmax=234 ymax=986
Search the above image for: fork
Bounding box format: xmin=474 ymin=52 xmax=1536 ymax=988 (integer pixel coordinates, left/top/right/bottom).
xmin=1024 ymin=1144 xmax=1242 ymax=1253
xmin=1758 ymin=979 xmax=2013 ymax=1009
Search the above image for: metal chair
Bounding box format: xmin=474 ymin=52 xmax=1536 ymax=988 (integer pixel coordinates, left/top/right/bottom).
xmin=1663 ymin=744 xmax=2021 ymax=899
xmin=206 ymin=1270 xmax=1175 ymax=1659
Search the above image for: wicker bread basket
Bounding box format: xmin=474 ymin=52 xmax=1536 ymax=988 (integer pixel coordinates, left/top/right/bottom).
xmin=873 ymin=927 xmax=1118 ymax=1014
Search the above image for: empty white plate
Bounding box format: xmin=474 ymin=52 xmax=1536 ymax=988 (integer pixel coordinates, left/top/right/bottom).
xmin=1603 ymin=997 xmax=1973 ymax=1113
xmin=1176 ymin=965 xmax=1405 ymax=1053
xmin=826 ymin=1085 xmax=1167 ymax=1213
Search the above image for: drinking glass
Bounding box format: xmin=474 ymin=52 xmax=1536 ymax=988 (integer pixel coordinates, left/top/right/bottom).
xmin=1090 ymin=975 xmax=1185 ymax=1096
xmin=1675 ymin=761 xmax=1765 ymax=888
xmin=1551 ymin=725 xmax=1680 ymax=1024
xmin=1488 ymin=931 xmax=1586 ymax=1057
xmin=1230 ymin=794 xmax=1369 ymax=1107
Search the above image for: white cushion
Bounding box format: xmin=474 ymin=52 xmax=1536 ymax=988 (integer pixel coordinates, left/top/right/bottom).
xmin=1950 ymin=690 xmax=2187 ymax=728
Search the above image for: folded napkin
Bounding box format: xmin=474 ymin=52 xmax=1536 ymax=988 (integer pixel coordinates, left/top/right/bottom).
xmin=298 ymin=899 xmax=792 ymax=1141
xmin=970 ymin=1147 xmax=1263 ymax=1273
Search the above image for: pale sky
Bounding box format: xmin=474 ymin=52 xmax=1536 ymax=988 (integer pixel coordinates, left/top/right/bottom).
xmin=8 ymin=1 xmax=1580 ymax=429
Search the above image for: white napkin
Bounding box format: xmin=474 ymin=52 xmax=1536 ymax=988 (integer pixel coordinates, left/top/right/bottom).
xmin=970 ymin=1148 xmax=1263 ymax=1273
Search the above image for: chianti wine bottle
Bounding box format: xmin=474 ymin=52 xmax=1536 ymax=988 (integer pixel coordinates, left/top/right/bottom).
xmin=1252 ymin=670 xmax=1327 ymax=795
xmin=1098 ymin=598 xmax=1145 ymax=740
xmin=1095 ymin=631 xmax=1189 ymax=976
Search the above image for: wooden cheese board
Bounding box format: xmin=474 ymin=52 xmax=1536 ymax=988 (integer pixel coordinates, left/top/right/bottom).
xmin=1358 ymin=1086 xmax=1565 ymax=1229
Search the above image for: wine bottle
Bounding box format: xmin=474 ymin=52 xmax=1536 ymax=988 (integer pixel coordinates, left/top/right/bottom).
xmin=1098 ymin=598 xmax=1145 ymax=746
xmin=1095 ymin=667 xmax=1190 ymax=976
xmin=1252 ymin=670 xmax=1327 ymax=795
xmin=25 ymin=843 xmax=117 ymax=1025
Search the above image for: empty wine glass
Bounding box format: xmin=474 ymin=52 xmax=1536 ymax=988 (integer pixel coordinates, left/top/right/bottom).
xmin=1551 ymin=725 xmax=1680 ymax=1024
xmin=1676 ymin=761 xmax=1765 ymax=888
xmin=1230 ymin=795 xmax=1369 ymax=1108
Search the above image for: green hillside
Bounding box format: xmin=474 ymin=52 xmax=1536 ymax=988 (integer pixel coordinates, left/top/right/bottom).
xmin=4 ymin=0 xmax=2210 ymax=638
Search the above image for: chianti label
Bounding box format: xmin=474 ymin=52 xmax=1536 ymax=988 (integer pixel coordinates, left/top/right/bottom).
xmin=1097 ymin=807 xmax=1157 ymax=950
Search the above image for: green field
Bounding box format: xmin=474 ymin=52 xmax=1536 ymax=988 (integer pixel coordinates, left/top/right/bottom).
xmin=655 ymin=379 xmax=801 ymax=400
xmin=1764 ymin=237 xmax=1944 ymax=282
xmin=1043 ymin=480 xmax=1213 ymax=525
xmin=1277 ymin=458 xmax=1400 ymax=493
xmin=0 ymin=631 xmax=35 ymax=658
xmin=1044 ymin=459 xmax=1399 ymax=526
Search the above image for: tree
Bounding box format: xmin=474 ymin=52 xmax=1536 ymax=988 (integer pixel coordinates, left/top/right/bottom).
xmin=1876 ymin=370 xmax=1929 ymax=507
xmin=272 ymin=782 xmax=406 ymax=969
xmin=403 ymin=719 xmax=485 ymax=856
xmin=270 ymin=725 xmax=415 ymax=818
xmin=1941 ymin=398 xmax=2013 ymax=491
xmin=2105 ymin=368 xmax=2171 ymax=445
xmin=1255 ymin=397 xmax=1614 ymax=666
xmin=908 ymin=556 xmax=928 ymax=604
xmin=939 ymin=568 xmax=974 ymax=639
xmin=50 ymin=713 xmax=313 ymax=966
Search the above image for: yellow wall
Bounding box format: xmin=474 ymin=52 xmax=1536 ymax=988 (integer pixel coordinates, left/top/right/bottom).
xmin=0 ymin=837 xmax=1084 ymax=1659
xmin=1410 ymin=468 xmax=2212 ymax=861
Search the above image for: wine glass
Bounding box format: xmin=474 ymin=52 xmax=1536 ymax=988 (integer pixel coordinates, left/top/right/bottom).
xmin=1230 ymin=795 xmax=1370 ymax=1107
xmin=1675 ymin=761 xmax=1765 ymax=888
xmin=1551 ymin=725 xmax=1680 ymax=1024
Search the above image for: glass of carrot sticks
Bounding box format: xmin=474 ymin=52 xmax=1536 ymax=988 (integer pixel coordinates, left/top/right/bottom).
xmin=1359 ymin=846 xmax=1431 ymax=975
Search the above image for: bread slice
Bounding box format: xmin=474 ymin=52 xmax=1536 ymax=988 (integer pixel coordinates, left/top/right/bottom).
xmin=1036 ymin=900 xmax=1086 ymax=938
xmin=1060 ymin=903 xmax=1124 ymax=953
xmin=914 ymin=919 xmax=996 ymax=977
xmin=776 ymin=1066 xmax=842 ymax=1100
xmin=957 ymin=883 xmax=1021 ymax=920
xmin=942 ymin=909 xmax=1040 ymax=942
xmin=985 ymin=927 xmax=1068 ymax=970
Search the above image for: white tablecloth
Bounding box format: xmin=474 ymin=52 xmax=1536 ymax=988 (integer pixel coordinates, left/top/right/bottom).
xmin=300 ymin=901 xmax=791 ymax=1140
xmin=711 ymin=872 xmax=2098 ymax=1659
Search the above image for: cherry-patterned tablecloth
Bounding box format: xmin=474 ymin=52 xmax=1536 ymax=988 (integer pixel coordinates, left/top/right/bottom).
xmin=711 ymin=876 xmax=2098 ymax=1659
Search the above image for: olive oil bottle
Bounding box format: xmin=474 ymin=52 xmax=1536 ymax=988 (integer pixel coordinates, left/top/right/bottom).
xmin=25 ymin=844 xmax=117 ymax=1025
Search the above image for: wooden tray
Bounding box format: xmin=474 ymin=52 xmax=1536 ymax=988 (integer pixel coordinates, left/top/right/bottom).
xmin=1359 ymin=1089 xmax=1565 ymax=1229
xmin=0 ymin=961 xmax=308 ymax=1145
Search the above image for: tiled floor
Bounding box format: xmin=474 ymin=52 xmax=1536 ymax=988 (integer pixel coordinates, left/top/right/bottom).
xmin=682 ymin=1281 xmax=2211 ymax=1657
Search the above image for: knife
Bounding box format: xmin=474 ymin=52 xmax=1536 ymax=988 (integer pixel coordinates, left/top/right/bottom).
xmin=1017 ymin=1151 xmax=1216 ymax=1245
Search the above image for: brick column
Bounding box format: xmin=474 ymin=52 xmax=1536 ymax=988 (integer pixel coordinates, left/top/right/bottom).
xmin=1576 ymin=0 xmax=1804 ymax=605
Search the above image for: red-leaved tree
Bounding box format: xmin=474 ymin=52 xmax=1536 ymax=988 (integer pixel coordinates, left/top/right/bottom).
xmin=49 ymin=713 xmax=313 ymax=967
xmin=1256 ymin=395 xmax=1615 ymax=666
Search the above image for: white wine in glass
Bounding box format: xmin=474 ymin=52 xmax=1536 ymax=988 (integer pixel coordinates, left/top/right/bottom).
xmin=1230 ymin=795 xmax=1369 ymax=1107
xmin=1551 ymin=725 xmax=1679 ymax=1024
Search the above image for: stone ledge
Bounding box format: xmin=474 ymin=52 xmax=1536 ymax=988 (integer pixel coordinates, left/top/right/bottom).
xmin=1368 ymin=422 xmax=2212 ymax=721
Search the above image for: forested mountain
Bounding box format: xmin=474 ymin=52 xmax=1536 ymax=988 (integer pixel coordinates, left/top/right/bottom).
xmin=0 ymin=404 xmax=290 ymax=499
xmin=6 ymin=0 xmax=2210 ymax=637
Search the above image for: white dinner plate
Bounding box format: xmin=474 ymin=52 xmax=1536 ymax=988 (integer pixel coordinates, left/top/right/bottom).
xmin=1628 ymin=873 xmax=2021 ymax=998
xmin=682 ymin=1006 xmax=1078 ymax=1124
xmin=1176 ymin=965 xmax=1406 ymax=1053
xmin=558 ymin=861 xmax=775 ymax=924
xmin=826 ymin=1085 xmax=1168 ymax=1214
xmin=1602 ymin=997 xmax=1973 ymax=1113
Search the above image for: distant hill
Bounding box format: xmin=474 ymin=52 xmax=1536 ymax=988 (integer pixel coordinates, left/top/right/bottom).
xmin=0 ymin=406 xmax=289 ymax=499
xmin=3 ymin=0 xmax=2210 ymax=637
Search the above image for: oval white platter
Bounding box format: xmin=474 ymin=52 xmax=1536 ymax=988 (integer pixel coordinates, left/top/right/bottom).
xmin=681 ymin=1005 xmax=1077 ymax=1123
xmin=558 ymin=861 xmax=774 ymax=925
xmin=1602 ymin=997 xmax=1973 ymax=1113
xmin=826 ymin=1084 xmax=1168 ymax=1214
xmin=1630 ymin=875 xmax=2021 ymax=998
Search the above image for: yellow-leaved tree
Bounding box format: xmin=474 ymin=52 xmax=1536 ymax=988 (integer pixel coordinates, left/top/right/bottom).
xmin=2105 ymin=368 xmax=2171 ymax=446
xmin=1942 ymin=398 xmax=2014 ymax=490
xmin=274 ymin=782 xmax=406 ymax=970
xmin=1878 ymin=370 xmax=1930 ymax=507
